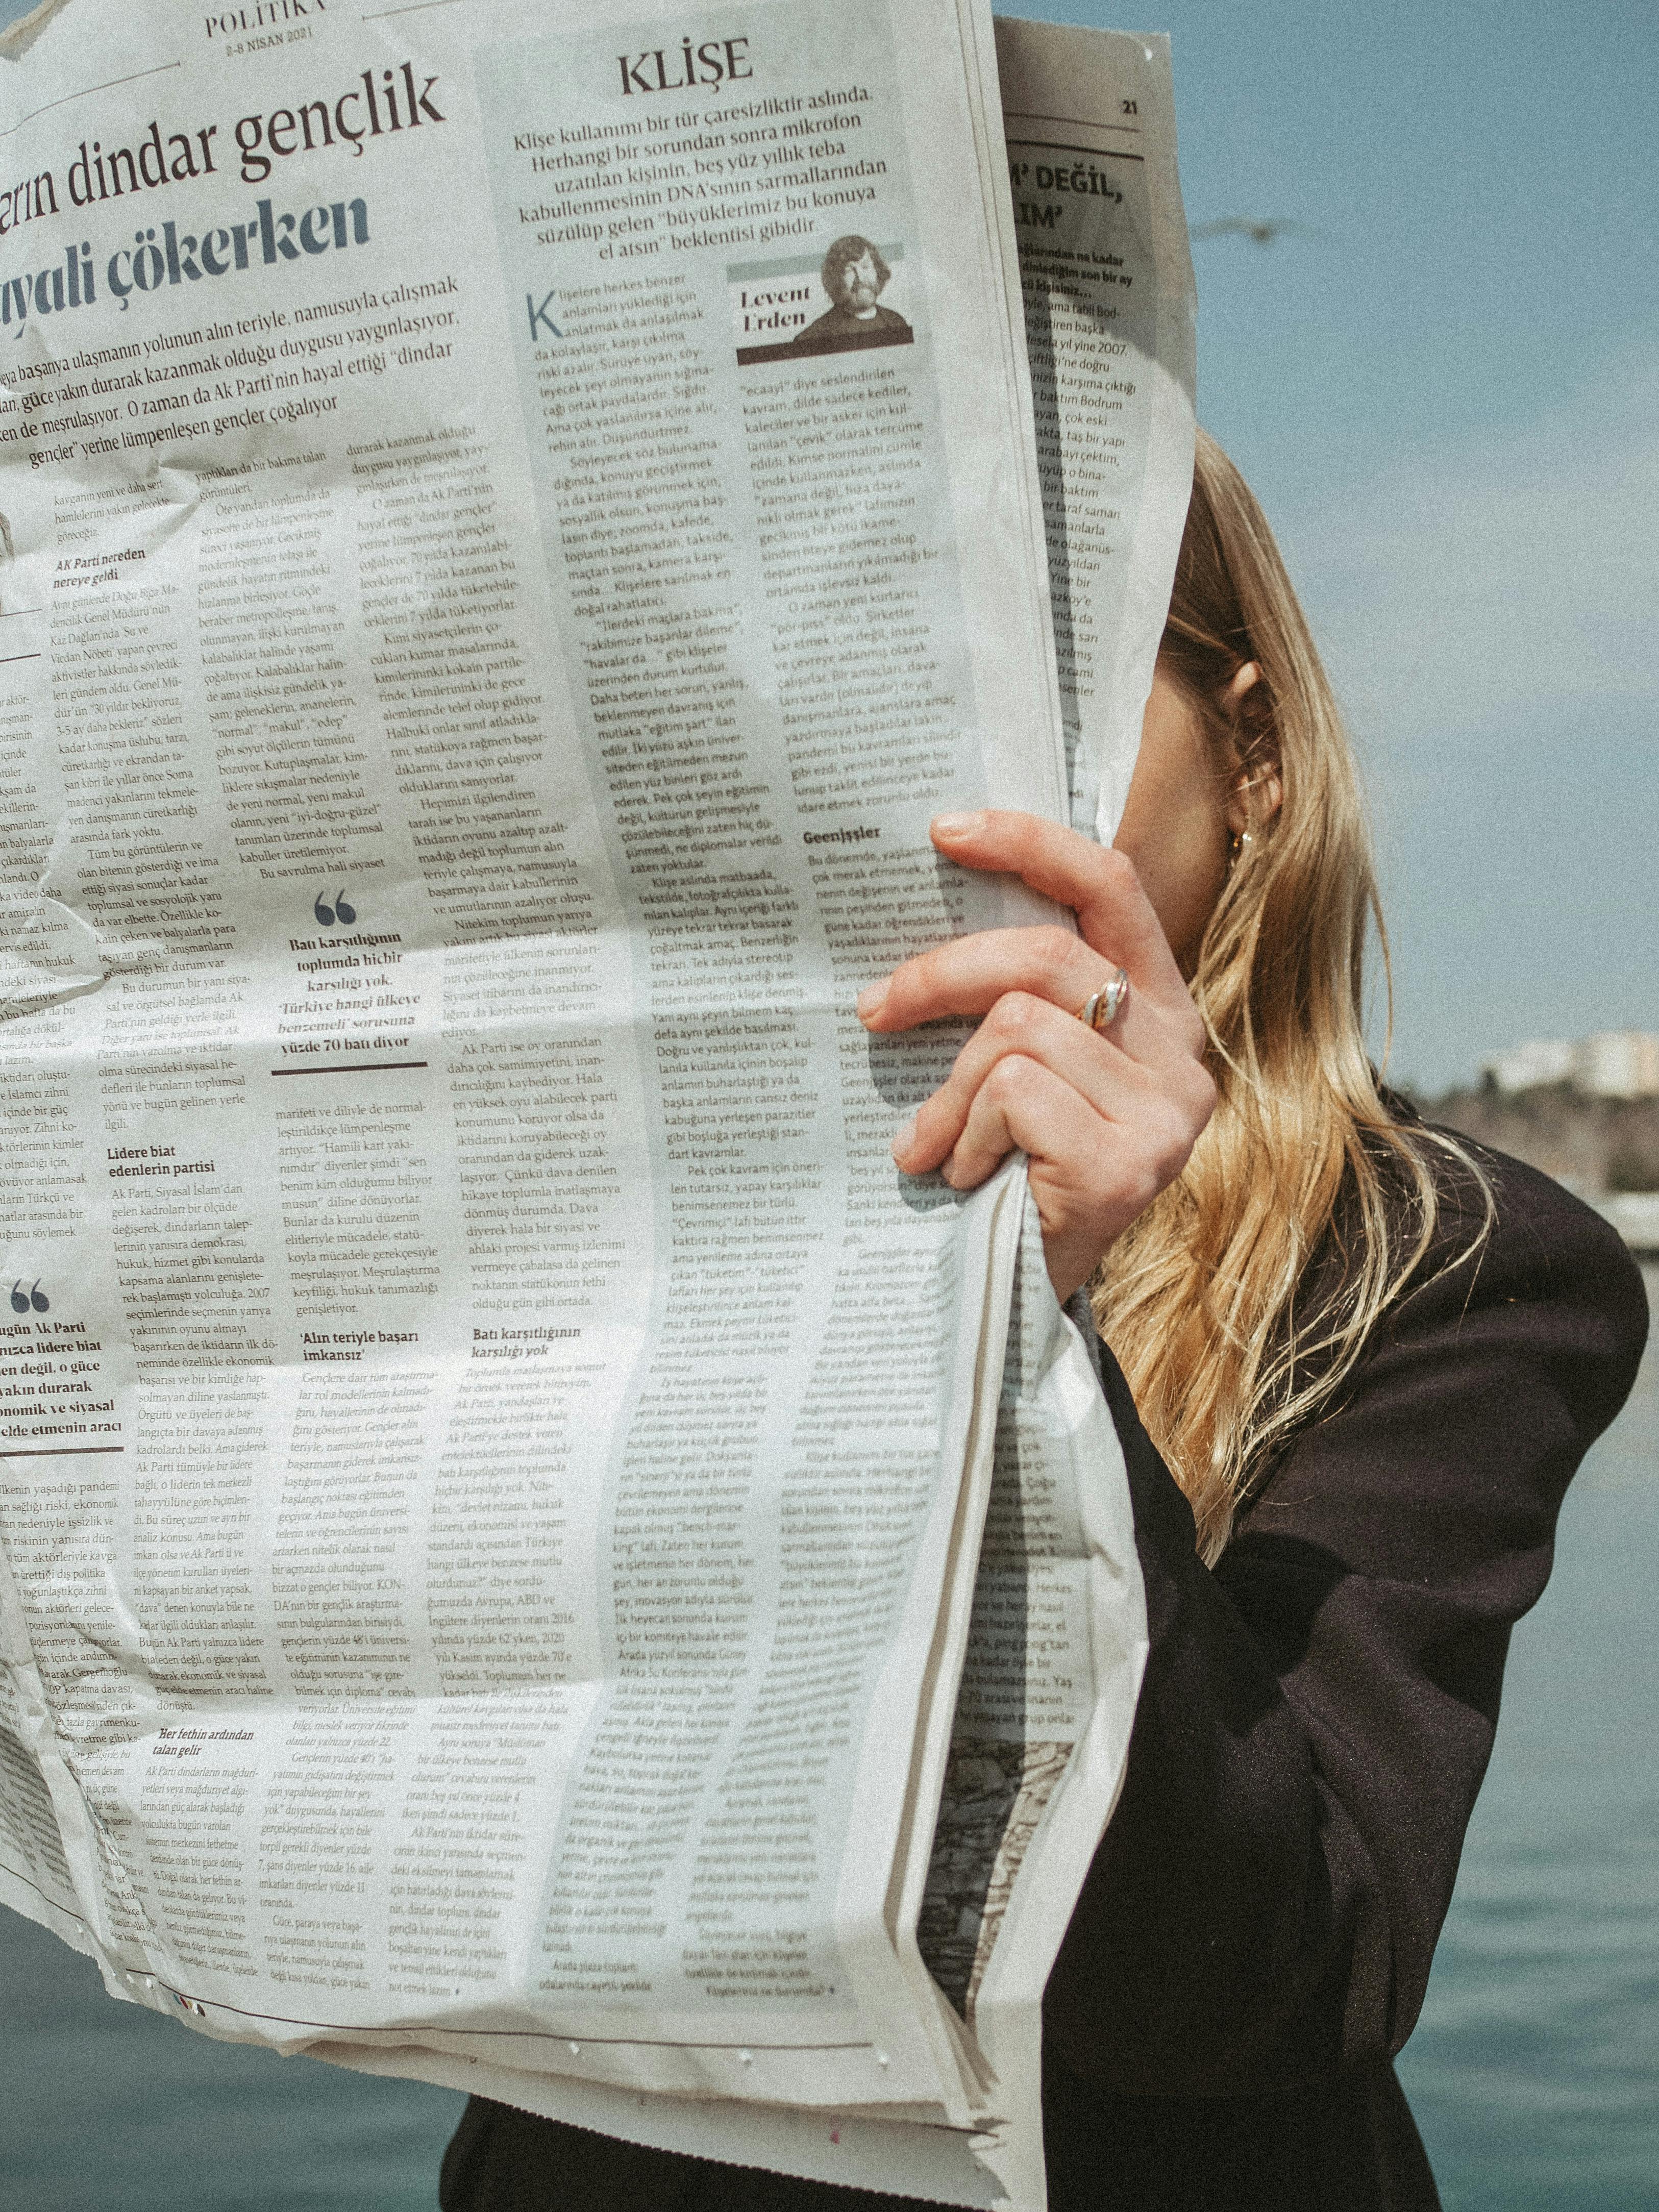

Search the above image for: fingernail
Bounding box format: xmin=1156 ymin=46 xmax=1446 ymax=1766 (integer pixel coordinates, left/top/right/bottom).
xmin=856 ymin=980 xmax=888 ymax=1021
xmin=890 ymin=1113 xmax=918 ymax=1161
xmin=931 ymin=811 xmax=982 ymax=840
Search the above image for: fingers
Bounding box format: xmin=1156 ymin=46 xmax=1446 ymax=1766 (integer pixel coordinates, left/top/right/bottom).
xmin=848 ymin=810 xmax=1219 ymax=1294
xmin=858 ymin=924 xmax=1202 ymax=1072
xmin=934 ymin=1054 xmax=1196 ymax=1303
xmin=859 ymin=924 xmax=1097 ymax=1029
xmin=944 ymin=1051 xmax=1104 ymax=1194
xmin=929 ymin=810 xmax=1190 ymax=1000
xmin=896 ymin=992 xmax=1214 ymax=1198
xmin=893 ymin=989 xmax=1157 ymax=1177
xmin=856 ymin=813 xmax=1205 ymax=1063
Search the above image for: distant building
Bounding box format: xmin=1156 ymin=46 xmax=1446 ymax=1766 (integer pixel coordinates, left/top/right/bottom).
xmin=1484 ymin=1038 xmax=1577 ymax=1093
xmin=1575 ymin=1031 xmax=1659 ymax=1100
xmin=1598 ymin=1191 xmax=1659 ymax=1257
xmin=1483 ymin=1031 xmax=1659 ymax=1101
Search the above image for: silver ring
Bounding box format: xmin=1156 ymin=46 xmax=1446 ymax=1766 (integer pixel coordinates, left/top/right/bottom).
xmin=1077 ymin=968 xmax=1129 ymax=1033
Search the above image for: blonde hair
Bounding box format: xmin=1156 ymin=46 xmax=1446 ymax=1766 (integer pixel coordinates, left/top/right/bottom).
xmin=1093 ymin=429 xmax=1491 ymax=1563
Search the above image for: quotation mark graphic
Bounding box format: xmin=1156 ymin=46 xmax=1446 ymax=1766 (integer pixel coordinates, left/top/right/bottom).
xmin=10 ymin=1280 xmax=47 ymax=1314
xmin=313 ymin=888 xmax=358 ymax=929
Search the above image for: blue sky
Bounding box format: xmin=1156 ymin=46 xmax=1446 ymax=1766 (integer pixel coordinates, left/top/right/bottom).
xmin=1031 ymin=0 xmax=1658 ymax=1089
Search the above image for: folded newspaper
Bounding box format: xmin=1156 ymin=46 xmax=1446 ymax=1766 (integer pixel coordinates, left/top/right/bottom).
xmin=0 ymin=2 xmax=1194 ymax=2202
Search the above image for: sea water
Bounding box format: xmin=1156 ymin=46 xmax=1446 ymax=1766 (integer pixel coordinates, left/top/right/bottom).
xmin=1 ymin=1268 xmax=1653 ymax=2211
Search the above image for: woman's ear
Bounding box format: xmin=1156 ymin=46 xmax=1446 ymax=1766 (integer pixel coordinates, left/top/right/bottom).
xmin=1220 ymin=662 xmax=1283 ymax=833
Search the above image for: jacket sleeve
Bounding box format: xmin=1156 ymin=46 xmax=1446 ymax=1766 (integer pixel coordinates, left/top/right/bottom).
xmin=1042 ymin=1157 xmax=1649 ymax=2097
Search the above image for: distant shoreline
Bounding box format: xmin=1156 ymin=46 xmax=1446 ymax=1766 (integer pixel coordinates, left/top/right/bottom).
xmin=1417 ymin=1083 xmax=1659 ymax=1256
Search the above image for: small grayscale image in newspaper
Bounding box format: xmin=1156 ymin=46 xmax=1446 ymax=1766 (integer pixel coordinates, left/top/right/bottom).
xmin=732 ymin=235 xmax=915 ymax=366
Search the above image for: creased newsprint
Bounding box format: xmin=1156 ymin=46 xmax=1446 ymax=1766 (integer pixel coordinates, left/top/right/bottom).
xmin=0 ymin=3 xmax=1191 ymax=2205
xmin=995 ymin=19 xmax=1196 ymax=839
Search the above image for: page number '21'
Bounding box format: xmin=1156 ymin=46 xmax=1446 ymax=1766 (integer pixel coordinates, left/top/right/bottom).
xmin=1122 ymin=99 xmax=1137 ymax=114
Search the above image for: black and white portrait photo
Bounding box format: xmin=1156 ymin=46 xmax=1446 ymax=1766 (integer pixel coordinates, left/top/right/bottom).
xmin=789 ymin=236 xmax=914 ymax=357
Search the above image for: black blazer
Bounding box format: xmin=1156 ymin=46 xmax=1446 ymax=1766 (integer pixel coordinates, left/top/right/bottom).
xmin=441 ymin=1144 xmax=1649 ymax=2212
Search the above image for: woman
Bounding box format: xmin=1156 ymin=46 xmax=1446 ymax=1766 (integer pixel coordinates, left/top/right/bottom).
xmin=441 ymin=433 xmax=1649 ymax=2209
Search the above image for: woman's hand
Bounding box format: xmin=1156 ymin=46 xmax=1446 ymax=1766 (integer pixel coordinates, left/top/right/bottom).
xmin=855 ymin=810 xmax=1217 ymax=1302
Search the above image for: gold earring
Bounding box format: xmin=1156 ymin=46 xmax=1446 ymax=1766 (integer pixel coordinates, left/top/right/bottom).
xmin=1226 ymin=828 xmax=1253 ymax=877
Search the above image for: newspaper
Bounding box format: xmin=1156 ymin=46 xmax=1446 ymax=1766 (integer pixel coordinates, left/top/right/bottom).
xmin=0 ymin=3 xmax=1193 ymax=2204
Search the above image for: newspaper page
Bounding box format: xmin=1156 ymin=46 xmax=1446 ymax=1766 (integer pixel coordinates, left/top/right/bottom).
xmin=0 ymin=4 xmax=1193 ymax=2207
xmin=996 ymin=18 xmax=1195 ymax=838
xmin=900 ymin=24 xmax=1192 ymax=2204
